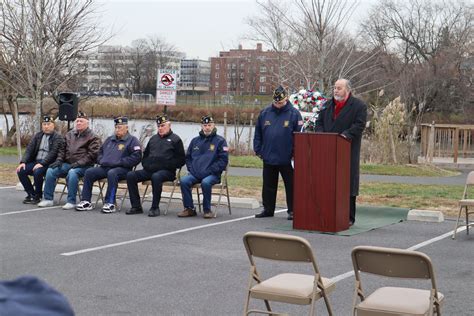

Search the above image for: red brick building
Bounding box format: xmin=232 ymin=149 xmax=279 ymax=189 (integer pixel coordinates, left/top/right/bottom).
xmin=210 ymin=43 xmax=288 ymax=96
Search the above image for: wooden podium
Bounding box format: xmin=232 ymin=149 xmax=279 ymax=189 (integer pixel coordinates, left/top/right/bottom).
xmin=293 ymin=132 xmax=351 ymax=232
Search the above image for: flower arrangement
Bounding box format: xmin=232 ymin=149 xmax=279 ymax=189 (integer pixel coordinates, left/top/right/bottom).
xmin=289 ymin=89 xmax=327 ymax=131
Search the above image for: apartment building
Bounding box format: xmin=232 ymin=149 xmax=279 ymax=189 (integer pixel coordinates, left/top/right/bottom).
xmin=178 ymin=59 xmax=211 ymax=95
xmin=210 ymin=43 xmax=288 ymax=96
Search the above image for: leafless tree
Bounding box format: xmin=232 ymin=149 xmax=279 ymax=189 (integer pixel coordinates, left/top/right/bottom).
xmin=246 ymin=0 xmax=383 ymax=95
xmin=362 ymin=0 xmax=473 ymax=161
xmin=0 ymin=0 xmax=110 ymax=132
xmin=246 ymin=0 xmax=293 ymax=85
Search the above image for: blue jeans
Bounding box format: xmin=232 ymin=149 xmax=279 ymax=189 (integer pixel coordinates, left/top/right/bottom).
xmin=81 ymin=166 xmax=130 ymax=204
xmin=180 ymin=174 xmax=220 ymax=212
xmin=43 ymin=163 xmax=89 ymax=204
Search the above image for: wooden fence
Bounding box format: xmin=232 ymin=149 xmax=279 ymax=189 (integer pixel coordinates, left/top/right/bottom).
xmin=421 ymin=123 xmax=474 ymax=162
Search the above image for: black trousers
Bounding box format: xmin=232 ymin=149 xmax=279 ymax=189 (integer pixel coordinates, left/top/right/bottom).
xmin=127 ymin=169 xmax=175 ymax=209
xmin=262 ymin=163 xmax=293 ymax=215
xmin=17 ymin=161 xmax=47 ymax=198
xmin=350 ymin=196 xmax=357 ymax=223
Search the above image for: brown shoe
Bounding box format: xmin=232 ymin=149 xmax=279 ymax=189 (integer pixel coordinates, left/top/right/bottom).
xmin=203 ymin=211 xmax=214 ymax=219
xmin=177 ymin=208 xmax=197 ymax=217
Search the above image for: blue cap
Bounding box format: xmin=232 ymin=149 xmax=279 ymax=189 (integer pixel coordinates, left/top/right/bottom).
xmin=0 ymin=275 xmax=74 ymax=315
xmin=114 ymin=116 xmax=128 ymax=125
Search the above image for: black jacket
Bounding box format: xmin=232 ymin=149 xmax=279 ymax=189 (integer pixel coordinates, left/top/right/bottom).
xmin=315 ymin=94 xmax=367 ymax=196
xmin=21 ymin=131 xmax=64 ymax=167
xmin=141 ymin=131 xmax=185 ymax=173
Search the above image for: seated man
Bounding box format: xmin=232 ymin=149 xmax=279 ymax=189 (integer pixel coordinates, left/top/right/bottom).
xmin=38 ymin=112 xmax=101 ymax=209
xmin=126 ymin=114 xmax=185 ymax=217
xmin=178 ymin=115 xmax=228 ymax=219
xmin=76 ymin=117 xmax=142 ymax=213
xmin=16 ymin=115 xmax=64 ymax=204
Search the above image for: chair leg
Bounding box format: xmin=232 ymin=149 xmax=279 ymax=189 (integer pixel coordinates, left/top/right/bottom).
xmin=226 ymin=184 xmax=231 ymax=215
xmin=196 ymin=187 xmax=202 ymax=213
xmin=215 ymin=185 xmax=224 ymax=218
xmin=58 ymin=180 xmax=66 ymax=204
xmin=119 ymin=189 xmax=127 ymax=212
xmin=452 ymin=206 xmax=464 ymax=239
xmin=466 ymin=207 xmax=470 ymax=235
xmin=165 ymin=183 xmax=177 ymax=216
xmin=141 ymin=185 xmax=149 ymax=204
xmin=95 ymin=182 xmax=105 ymax=206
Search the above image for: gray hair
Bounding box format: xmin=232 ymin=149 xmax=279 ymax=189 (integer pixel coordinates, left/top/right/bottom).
xmin=337 ymin=78 xmax=352 ymax=91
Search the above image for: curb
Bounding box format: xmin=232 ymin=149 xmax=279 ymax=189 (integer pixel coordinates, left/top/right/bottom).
xmin=16 ymin=182 xmax=260 ymax=210
xmin=407 ymin=209 xmax=444 ymax=222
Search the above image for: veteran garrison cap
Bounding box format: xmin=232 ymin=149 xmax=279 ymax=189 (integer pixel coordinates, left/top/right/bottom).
xmin=42 ymin=115 xmax=54 ymax=123
xmin=273 ymin=85 xmax=287 ymax=102
xmin=156 ymin=114 xmax=169 ymax=124
xmin=77 ymin=111 xmax=88 ymax=120
xmin=114 ymin=116 xmax=128 ymax=125
xmin=201 ymin=115 xmax=214 ymax=124
xmin=0 ymin=275 xmax=74 ymax=315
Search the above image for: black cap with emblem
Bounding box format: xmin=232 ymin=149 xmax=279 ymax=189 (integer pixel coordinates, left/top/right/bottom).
xmin=156 ymin=114 xmax=169 ymax=124
xmin=201 ymin=115 xmax=214 ymax=124
xmin=114 ymin=116 xmax=128 ymax=125
xmin=273 ymin=85 xmax=287 ymax=102
xmin=42 ymin=115 xmax=55 ymax=123
xmin=77 ymin=111 xmax=88 ymax=120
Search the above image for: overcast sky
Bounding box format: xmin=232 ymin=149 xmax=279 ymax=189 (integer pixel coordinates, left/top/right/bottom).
xmin=97 ymin=0 xmax=376 ymax=60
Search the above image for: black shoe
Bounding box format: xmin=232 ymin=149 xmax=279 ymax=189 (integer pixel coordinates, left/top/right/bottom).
xmin=23 ymin=196 xmax=40 ymax=204
xmin=287 ymin=212 xmax=293 ymax=220
xmin=255 ymin=211 xmax=274 ymax=218
xmin=148 ymin=207 xmax=160 ymax=217
xmin=126 ymin=207 xmax=143 ymax=215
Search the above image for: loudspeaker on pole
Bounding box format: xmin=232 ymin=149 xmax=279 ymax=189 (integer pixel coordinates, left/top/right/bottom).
xmin=58 ymin=92 xmax=78 ymax=121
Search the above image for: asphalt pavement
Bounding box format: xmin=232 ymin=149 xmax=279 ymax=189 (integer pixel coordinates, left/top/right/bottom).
xmin=1 ymin=186 xmax=473 ymax=315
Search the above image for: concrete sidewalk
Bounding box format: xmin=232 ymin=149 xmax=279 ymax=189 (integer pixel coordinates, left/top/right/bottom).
xmin=3 ymin=154 xmax=469 ymax=185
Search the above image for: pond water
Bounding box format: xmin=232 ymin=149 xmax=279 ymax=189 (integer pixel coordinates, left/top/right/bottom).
xmin=1 ymin=115 xmax=255 ymax=149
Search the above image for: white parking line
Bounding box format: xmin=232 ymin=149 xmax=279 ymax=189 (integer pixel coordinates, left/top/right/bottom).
xmin=1 ymin=206 xmax=61 ymax=215
xmin=61 ymin=209 xmax=289 ymax=256
xmin=0 ymin=186 xmax=16 ymax=189
xmin=330 ymin=225 xmax=467 ymax=283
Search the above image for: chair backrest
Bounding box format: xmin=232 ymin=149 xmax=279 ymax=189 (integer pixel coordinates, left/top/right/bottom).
xmin=352 ymin=246 xmax=435 ymax=281
xmin=243 ymin=231 xmax=315 ymax=264
xmin=466 ymin=171 xmax=474 ymax=186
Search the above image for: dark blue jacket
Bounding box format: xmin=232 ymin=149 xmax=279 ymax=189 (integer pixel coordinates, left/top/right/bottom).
xmin=186 ymin=129 xmax=229 ymax=180
xmin=98 ymin=133 xmax=142 ymax=169
xmin=254 ymin=101 xmax=303 ymax=165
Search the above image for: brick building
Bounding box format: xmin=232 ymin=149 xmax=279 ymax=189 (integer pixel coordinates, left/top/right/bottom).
xmin=210 ymin=43 xmax=288 ymax=96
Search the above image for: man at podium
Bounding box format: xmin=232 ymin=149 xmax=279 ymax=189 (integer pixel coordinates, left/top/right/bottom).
xmin=315 ymin=78 xmax=367 ymax=225
xmin=254 ymin=85 xmax=304 ymax=220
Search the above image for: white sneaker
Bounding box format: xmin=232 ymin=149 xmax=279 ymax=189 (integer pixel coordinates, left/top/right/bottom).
xmin=38 ymin=200 xmax=54 ymax=207
xmin=62 ymin=203 xmax=76 ymax=210
xmin=76 ymin=201 xmax=93 ymax=211
xmin=101 ymin=203 xmax=116 ymax=213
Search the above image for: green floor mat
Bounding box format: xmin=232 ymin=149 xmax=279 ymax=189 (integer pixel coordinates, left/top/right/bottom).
xmin=270 ymin=205 xmax=410 ymax=236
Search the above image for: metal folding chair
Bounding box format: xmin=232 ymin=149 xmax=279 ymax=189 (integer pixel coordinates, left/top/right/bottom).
xmin=352 ymin=245 xmax=444 ymax=316
xmin=452 ymin=170 xmax=474 ymax=239
xmin=141 ymin=168 xmax=181 ymax=215
xmin=243 ymin=231 xmax=335 ymax=316
xmin=192 ymin=167 xmax=231 ymax=217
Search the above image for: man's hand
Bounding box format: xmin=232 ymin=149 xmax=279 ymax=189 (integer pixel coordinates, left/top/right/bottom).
xmin=49 ymin=161 xmax=62 ymax=169
xmin=33 ymin=163 xmax=43 ymax=171
xmin=16 ymin=163 xmax=26 ymax=172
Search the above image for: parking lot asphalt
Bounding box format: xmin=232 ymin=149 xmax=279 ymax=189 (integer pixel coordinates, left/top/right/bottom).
xmin=1 ymin=186 xmax=473 ymax=315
